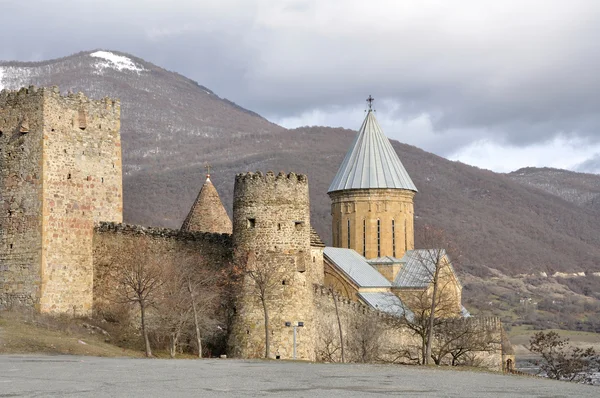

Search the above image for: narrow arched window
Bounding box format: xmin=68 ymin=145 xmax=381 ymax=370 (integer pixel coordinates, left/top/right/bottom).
xmin=362 ymin=219 xmax=366 ymax=257
xmin=392 ymin=219 xmax=396 ymax=257
xmin=377 ymin=219 xmax=381 ymax=257
xmin=404 ymin=219 xmax=408 ymax=252
xmin=347 ymin=219 xmax=351 ymax=248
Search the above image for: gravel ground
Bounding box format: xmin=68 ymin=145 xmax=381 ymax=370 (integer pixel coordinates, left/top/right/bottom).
xmin=0 ymin=355 xmax=598 ymax=397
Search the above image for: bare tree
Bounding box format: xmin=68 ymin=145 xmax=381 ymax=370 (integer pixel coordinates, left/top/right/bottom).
xmin=114 ymin=239 xmax=167 ymax=357
xmin=155 ymin=269 xmax=192 ymax=358
xmin=348 ymin=311 xmax=383 ymax=363
xmin=431 ymin=318 xmax=500 ymax=366
xmin=412 ymin=225 xmax=462 ymax=365
xmin=316 ymin=316 xmax=344 ymax=362
xmin=400 ymin=283 xmax=458 ymax=364
xmin=184 ymin=261 xmax=221 ymax=358
xmin=242 ymin=251 xmax=286 ymax=359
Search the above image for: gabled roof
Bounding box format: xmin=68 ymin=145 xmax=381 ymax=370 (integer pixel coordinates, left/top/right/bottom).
xmin=394 ymin=249 xmax=460 ymax=288
xmin=328 ymin=110 xmax=417 ymax=193
xmin=181 ymin=176 xmax=232 ymax=234
xmin=324 ymin=247 xmax=391 ymax=288
xmin=358 ymin=292 xmax=414 ymax=320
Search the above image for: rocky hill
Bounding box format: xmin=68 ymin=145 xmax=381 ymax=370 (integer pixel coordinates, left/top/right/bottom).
xmin=2 ymin=50 xmax=600 ymax=327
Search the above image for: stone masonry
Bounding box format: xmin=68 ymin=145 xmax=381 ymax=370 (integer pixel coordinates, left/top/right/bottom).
xmin=329 ymin=188 xmax=415 ymax=259
xmin=0 ymin=87 xmax=122 ymax=313
xmin=228 ymin=171 xmax=317 ymax=360
xmin=0 ymin=86 xmax=507 ymax=370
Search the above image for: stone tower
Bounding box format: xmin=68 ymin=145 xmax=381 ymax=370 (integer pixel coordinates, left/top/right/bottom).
xmin=181 ymin=172 xmax=232 ymax=234
xmin=0 ymin=86 xmax=122 ymax=314
xmin=229 ymin=171 xmax=316 ymax=360
xmin=328 ymin=101 xmax=417 ymax=262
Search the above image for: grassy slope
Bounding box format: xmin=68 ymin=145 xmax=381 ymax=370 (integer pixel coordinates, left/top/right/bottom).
xmin=0 ymin=311 xmax=141 ymax=357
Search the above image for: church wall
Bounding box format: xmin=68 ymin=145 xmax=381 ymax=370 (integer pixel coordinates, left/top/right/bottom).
xmin=329 ymin=189 xmax=415 ymax=260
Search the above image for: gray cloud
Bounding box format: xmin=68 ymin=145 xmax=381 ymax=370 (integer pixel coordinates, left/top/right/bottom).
xmin=2 ymin=0 xmax=600 ymax=172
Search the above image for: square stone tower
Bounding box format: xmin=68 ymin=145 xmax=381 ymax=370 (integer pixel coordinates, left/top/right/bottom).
xmin=0 ymin=86 xmax=122 ymax=314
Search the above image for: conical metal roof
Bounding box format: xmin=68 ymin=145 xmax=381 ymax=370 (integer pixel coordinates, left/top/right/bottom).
xmin=328 ymin=110 xmax=417 ymax=193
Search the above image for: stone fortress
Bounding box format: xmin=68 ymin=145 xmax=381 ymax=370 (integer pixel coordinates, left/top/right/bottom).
xmin=0 ymin=87 xmax=511 ymax=369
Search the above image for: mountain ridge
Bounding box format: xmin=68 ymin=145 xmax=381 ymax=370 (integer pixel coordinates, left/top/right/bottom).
xmin=2 ymin=49 xmax=600 ymax=282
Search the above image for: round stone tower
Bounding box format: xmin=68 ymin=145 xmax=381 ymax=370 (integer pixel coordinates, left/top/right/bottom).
xmin=328 ymin=101 xmax=418 ymax=262
xmin=228 ymin=171 xmax=316 ymax=360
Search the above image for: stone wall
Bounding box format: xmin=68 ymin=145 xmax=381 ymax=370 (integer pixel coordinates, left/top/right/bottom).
xmin=313 ymin=285 xmax=417 ymax=363
xmin=92 ymin=222 xmax=232 ymax=315
xmin=0 ymin=87 xmax=45 ymax=308
xmin=228 ymin=171 xmax=316 ymax=360
xmin=329 ymin=188 xmax=415 ymax=260
xmin=40 ymin=89 xmax=122 ymax=314
xmin=0 ymin=86 xmax=122 ymax=313
xmin=313 ymin=285 xmax=504 ymax=369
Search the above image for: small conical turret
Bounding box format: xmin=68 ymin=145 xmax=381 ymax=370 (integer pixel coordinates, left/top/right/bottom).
xmin=181 ymin=171 xmax=232 ymax=234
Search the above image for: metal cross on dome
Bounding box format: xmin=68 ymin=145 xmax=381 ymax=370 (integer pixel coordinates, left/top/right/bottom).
xmin=366 ymin=95 xmax=375 ymax=110
xmin=205 ymin=163 xmax=211 ymax=177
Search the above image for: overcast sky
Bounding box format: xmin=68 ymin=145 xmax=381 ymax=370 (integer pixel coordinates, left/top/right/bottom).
xmin=1 ymin=0 xmax=600 ymax=173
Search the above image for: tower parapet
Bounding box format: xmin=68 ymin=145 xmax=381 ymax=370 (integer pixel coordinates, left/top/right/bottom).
xmin=229 ymin=170 xmax=316 ymax=360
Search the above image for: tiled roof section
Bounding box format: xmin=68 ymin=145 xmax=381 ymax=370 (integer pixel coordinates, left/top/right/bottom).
xmin=328 ymin=110 xmax=417 ymax=193
xmin=394 ymin=249 xmax=450 ymax=288
xmin=310 ymin=226 xmax=325 ymax=247
xmin=181 ymin=176 xmax=233 ymax=234
xmin=359 ymin=292 xmax=414 ymax=320
xmin=324 ymin=247 xmax=391 ymax=288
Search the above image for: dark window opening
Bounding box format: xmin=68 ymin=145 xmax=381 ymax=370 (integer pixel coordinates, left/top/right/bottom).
xmin=363 ymin=219 xmax=366 ymax=257
xmin=247 ymin=218 xmax=256 ymax=229
xmin=282 ymin=280 xmax=286 ymax=285
xmin=277 ymin=223 xmax=281 ymax=231
xmin=392 ymin=219 xmax=396 ymax=257
xmin=347 ymin=219 xmax=351 ymax=248
xmin=67 ymin=173 xmax=71 ymax=180
xmin=101 ymin=177 xmax=104 ymax=183
xmin=404 ymin=219 xmax=408 ymax=252
xmin=377 ymin=219 xmax=381 ymax=257
xmin=294 ymin=221 xmax=304 ymax=231
xmin=10 ymin=244 xmax=13 ymax=249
